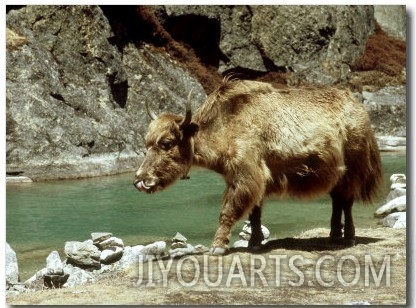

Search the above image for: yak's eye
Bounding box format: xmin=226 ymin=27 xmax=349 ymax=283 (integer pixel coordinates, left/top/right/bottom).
xmin=159 ymin=139 xmax=173 ymax=150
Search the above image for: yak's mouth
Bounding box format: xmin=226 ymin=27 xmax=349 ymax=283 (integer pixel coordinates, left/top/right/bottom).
xmin=133 ymin=178 xmax=160 ymax=194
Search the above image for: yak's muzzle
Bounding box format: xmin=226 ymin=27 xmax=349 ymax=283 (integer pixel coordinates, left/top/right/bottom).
xmin=133 ymin=177 xmax=159 ymax=193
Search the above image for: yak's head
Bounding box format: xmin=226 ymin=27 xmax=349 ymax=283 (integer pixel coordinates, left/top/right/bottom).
xmin=134 ymin=91 xmax=199 ymax=194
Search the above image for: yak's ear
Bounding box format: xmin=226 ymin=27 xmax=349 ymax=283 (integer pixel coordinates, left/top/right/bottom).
xmin=181 ymin=122 xmax=199 ymax=138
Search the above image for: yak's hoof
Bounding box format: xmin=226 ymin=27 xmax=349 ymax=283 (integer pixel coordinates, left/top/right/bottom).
xmin=209 ymin=246 xmax=227 ymax=256
xmin=344 ymin=239 xmax=356 ymax=247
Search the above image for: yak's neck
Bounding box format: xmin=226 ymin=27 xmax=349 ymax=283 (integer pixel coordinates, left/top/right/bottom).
xmin=191 ymin=130 xmax=223 ymax=173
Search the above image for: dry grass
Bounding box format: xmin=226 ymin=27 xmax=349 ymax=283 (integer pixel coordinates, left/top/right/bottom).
xmin=353 ymin=23 xmax=406 ymax=77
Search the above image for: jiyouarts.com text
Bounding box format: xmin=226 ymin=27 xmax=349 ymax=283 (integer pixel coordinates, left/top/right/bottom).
xmin=135 ymin=254 xmax=391 ymax=288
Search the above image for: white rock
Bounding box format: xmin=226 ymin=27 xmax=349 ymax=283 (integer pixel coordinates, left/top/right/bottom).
xmin=239 ymin=231 xmax=251 ymax=241
xmin=386 ymin=187 xmax=406 ymax=203
xmin=172 ymin=232 xmax=187 ymax=243
xmin=6 ymin=176 xmax=33 ymax=183
xmin=169 ymin=244 xmax=194 ymax=258
xmin=242 ymin=221 xmax=251 ymax=233
xmin=96 ymin=236 xmax=124 ymax=250
xmin=83 ymin=239 xmax=94 ymax=246
xmin=194 ymin=244 xmax=209 ymax=253
xmin=390 ymin=183 xmax=406 ymax=190
xmin=46 ymin=250 xmax=64 ymax=275
xmin=63 ymin=264 xmax=96 ymax=288
xmin=115 ymin=245 xmax=149 ymax=270
xmin=6 ymin=243 xmax=19 ymax=285
xmin=376 ymin=136 xmax=406 ymax=151
xmin=233 ymin=240 xmax=248 ymax=248
xmin=93 ymin=264 xmax=114 ymax=275
xmin=140 ymin=241 xmax=166 ymax=257
xmin=242 ymin=222 xmax=270 ymax=239
xmin=390 ymin=173 xmax=406 ymax=184
xmin=393 ymin=215 xmax=406 ymax=228
xmin=171 ymin=241 xmax=188 ymax=249
xmin=114 ymin=246 xmax=133 ymax=270
xmin=383 ymin=212 xmax=406 ymax=228
xmin=374 ymin=195 xmax=406 ymax=217
xmin=64 ymin=241 xmax=101 ymax=268
xmin=131 ymin=244 xmax=145 ymax=255
xmin=100 ymin=246 xmax=124 ymax=264
xmin=91 ymin=232 xmax=113 ymax=244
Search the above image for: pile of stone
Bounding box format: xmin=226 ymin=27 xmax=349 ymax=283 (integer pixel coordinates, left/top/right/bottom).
xmin=6 ymin=231 xmax=211 ymax=295
xmin=92 ymin=232 xmax=125 ymax=264
xmin=374 ymin=173 xmax=406 ymax=228
xmin=168 ymin=232 xmax=209 ymax=258
xmin=21 ymin=232 xmax=127 ymax=290
xmin=43 ymin=251 xmax=69 ymax=288
xmin=233 ymin=221 xmax=271 ymax=248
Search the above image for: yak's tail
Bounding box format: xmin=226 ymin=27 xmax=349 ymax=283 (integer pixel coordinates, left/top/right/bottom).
xmin=360 ymin=134 xmax=384 ymax=203
xmin=340 ymin=131 xmax=384 ymax=204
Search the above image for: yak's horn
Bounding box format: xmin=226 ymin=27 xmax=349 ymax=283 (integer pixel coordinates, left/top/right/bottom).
xmin=145 ymin=100 xmax=157 ymax=120
xmin=180 ymin=89 xmax=193 ymax=128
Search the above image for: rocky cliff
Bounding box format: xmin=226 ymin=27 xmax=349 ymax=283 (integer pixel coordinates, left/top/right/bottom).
xmin=6 ymin=5 xmax=406 ymax=180
xmin=6 ymin=6 xmax=206 ymax=180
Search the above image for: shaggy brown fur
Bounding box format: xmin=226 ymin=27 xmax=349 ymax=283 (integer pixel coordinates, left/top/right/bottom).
xmin=134 ymin=79 xmax=383 ymax=254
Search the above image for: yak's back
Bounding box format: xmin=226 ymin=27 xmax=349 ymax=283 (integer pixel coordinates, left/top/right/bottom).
xmin=194 ymin=79 xmax=359 ymax=130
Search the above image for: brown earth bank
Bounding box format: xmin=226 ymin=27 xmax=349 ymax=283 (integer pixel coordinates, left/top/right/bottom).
xmin=6 ymin=227 xmax=406 ymax=305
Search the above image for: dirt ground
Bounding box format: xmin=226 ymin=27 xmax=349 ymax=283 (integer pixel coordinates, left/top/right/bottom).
xmin=6 ymin=227 xmax=406 ymax=305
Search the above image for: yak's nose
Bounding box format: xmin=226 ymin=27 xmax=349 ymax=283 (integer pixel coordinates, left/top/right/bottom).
xmin=133 ymin=176 xmax=159 ymax=193
xmin=133 ymin=179 xmax=151 ymax=192
xmin=133 ymin=178 xmax=140 ymax=189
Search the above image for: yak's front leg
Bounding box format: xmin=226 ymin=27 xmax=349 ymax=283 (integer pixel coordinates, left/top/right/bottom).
xmin=210 ymin=181 xmax=262 ymax=256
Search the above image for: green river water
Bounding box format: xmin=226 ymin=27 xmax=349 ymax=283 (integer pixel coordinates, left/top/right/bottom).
xmin=6 ymin=152 xmax=406 ymax=280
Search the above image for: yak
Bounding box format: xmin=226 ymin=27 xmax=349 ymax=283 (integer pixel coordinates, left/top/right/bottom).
xmin=134 ymin=79 xmax=383 ymax=255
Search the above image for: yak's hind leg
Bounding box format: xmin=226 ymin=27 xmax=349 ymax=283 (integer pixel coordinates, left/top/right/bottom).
xmin=342 ymin=197 xmax=356 ymax=247
xmin=248 ymin=205 xmax=264 ymax=250
xmin=330 ymin=189 xmax=355 ymax=247
xmin=329 ymin=195 xmax=343 ymax=241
